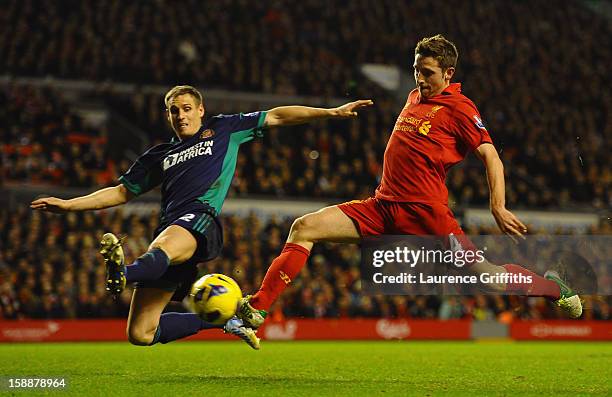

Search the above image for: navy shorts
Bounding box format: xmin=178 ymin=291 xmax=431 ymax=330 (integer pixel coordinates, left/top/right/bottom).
xmin=135 ymin=208 xmax=223 ymax=301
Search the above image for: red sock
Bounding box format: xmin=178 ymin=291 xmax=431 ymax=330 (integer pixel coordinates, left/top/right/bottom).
xmin=503 ymin=264 xmax=560 ymax=300
xmin=250 ymin=243 xmax=311 ymax=311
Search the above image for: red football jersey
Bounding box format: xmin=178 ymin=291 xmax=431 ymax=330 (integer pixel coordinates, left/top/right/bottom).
xmin=375 ymin=83 xmax=492 ymax=204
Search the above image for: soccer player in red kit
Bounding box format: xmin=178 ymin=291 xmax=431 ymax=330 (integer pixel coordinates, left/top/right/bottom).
xmin=238 ymin=34 xmax=582 ymax=328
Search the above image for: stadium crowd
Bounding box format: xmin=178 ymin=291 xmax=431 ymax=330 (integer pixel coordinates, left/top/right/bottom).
xmin=0 ymin=206 xmax=609 ymax=321
xmin=0 ymin=85 xmax=122 ymax=187
xmin=1 ymin=0 xmax=610 ymax=208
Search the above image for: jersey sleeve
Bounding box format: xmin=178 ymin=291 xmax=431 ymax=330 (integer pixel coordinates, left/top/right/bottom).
xmin=118 ymin=144 xmax=166 ymax=196
xmin=216 ymin=111 xmax=267 ymax=144
xmin=452 ymin=102 xmax=493 ymax=152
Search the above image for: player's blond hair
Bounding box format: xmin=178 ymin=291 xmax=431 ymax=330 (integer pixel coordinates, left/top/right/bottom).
xmin=415 ymin=34 xmax=458 ymax=70
xmin=164 ymin=85 xmax=204 ymax=108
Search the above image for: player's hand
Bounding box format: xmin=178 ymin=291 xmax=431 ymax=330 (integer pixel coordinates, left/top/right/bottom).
xmin=333 ymin=99 xmax=374 ymax=118
xmin=492 ymin=206 xmax=527 ymax=242
xmin=30 ymin=196 xmax=71 ymax=213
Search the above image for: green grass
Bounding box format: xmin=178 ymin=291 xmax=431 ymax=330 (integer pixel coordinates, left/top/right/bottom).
xmin=0 ymin=341 xmax=610 ymax=396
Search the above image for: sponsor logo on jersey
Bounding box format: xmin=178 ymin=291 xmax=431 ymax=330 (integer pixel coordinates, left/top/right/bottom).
xmin=394 ymin=115 xmax=423 ymax=134
xmin=200 ymin=129 xmax=215 ymax=139
xmin=473 ymin=115 xmax=486 ymax=130
xmin=426 ymin=105 xmax=444 ymax=119
xmin=418 ymin=120 xmax=432 ymax=136
xmin=394 ymin=105 xmax=441 ymax=136
xmin=163 ymin=140 xmax=214 ymax=170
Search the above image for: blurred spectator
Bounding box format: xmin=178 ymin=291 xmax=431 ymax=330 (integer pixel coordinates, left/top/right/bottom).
xmin=0 ymin=0 xmax=609 ymax=208
xmin=439 ymin=297 xmax=464 ymax=320
xmin=0 ymin=85 xmax=117 ymax=187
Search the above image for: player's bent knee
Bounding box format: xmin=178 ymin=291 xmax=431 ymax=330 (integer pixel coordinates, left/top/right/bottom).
xmin=127 ymin=334 xmax=152 ymax=346
xmin=148 ymin=240 xmax=192 ymax=265
xmin=126 ymin=327 xmax=156 ymax=346
xmin=148 ymin=240 xmax=169 ymax=256
xmin=289 ymin=214 xmax=319 ymax=242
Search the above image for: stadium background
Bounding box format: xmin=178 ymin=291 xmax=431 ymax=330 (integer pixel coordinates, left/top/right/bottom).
xmin=0 ymin=0 xmax=610 ymax=340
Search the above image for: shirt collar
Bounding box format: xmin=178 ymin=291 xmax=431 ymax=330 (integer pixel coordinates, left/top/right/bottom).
xmin=416 ymin=82 xmax=461 ymax=103
xmin=170 ymin=124 xmax=206 ymax=143
xmin=442 ymin=82 xmax=462 ymax=95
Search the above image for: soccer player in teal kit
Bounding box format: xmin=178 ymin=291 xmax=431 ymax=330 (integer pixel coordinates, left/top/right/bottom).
xmin=31 ymin=85 xmax=373 ymax=349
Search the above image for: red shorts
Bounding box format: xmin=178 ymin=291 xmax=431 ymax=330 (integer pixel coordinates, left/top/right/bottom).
xmin=338 ymin=198 xmax=480 ymax=268
xmin=337 ymin=197 xmax=464 ymax=237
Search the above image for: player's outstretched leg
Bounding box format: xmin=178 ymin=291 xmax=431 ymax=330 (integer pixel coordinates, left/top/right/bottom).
xmin=502 ymin=264 xmax=582 ymax=318
xmin=238 ymin=205 xmax=360 ymax=328
xmin=544 ymin=270 xmax=582 ymax=318
xmin=127 ymin=289 xmax=258 ymax=349
xmin=99 ymin=233 xmax=127 ymax=295
xmin=149 ymin=312 xmax=260 ymax=349
xmin=470 ymin=260 xmax=583 ymax=318
xmin=147 ymin=313 xmax=259 ymax=349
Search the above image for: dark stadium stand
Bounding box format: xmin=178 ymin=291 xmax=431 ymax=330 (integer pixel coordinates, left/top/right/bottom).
xmin=1 ymin=0 xmax=610 ymax=207
xmin=0 ymin=85 xmax=118 ymax=187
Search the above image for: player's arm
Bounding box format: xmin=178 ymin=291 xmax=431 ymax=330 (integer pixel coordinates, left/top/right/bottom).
xmin=263 ymin=100 xmax=373 ymax=127
xmin=30 ymin=184 xmax=135 ymax=213
xmin=475 ymin=143 xmax=527 ymax=238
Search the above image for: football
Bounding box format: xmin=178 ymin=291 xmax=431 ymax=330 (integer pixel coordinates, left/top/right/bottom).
xmin=187 ymin=273 xmax=243 ymax=325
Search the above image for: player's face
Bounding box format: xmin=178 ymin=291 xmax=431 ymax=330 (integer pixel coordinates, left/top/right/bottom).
xmin=167 ymin=94 xmax=205 ymax=136
xmin=413 ymin=55 xmax=454 ymax=98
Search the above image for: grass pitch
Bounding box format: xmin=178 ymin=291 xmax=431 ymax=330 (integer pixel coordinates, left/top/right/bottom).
xmin=0 ymin=341 xmax=609 ymax=396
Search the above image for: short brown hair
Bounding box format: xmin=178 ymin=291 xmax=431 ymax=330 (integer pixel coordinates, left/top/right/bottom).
xmin=164 ymin=85 xmax=203 ymax=108
xmin=415 ymin=34 xmax=458 ymax=70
